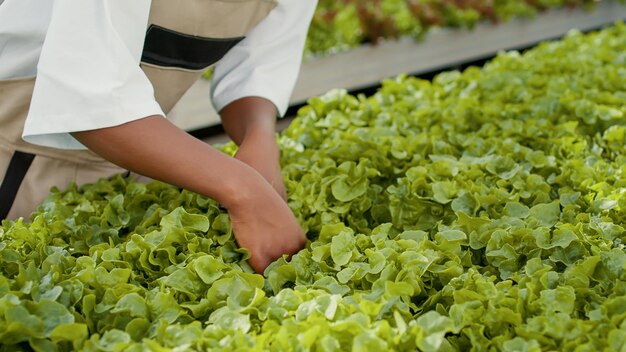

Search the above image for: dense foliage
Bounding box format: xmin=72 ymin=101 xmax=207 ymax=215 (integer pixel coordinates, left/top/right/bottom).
xmin=304 ymin=0 xmax=610 ymax=56
xmin=2 ymin=23 xmax=626 ymax=351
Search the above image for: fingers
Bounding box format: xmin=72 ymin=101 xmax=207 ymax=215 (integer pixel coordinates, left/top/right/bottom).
xmin=227 ymin=175 xmax=306 ymax=274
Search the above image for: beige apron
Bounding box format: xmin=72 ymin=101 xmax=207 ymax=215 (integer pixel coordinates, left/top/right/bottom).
xmin=0 ymin=0 xmax=276 ymax=220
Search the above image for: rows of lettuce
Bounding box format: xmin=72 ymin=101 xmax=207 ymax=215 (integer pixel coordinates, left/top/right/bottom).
xmin=1 ymin=23 xmax=626 ymax=351
xmin=304 ymin=0 xmax=615 ymax=56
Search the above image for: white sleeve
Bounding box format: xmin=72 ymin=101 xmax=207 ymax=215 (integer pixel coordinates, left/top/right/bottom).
xmin=210 ymin=0 xmax=318 ymax=117
xmin=22 ymin=0 xmax=164 ymax=150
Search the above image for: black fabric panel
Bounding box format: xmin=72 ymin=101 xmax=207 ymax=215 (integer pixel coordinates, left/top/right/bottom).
xmin=142 ymin=25 xmax=244 ymax=70
xmin=0 ymin=151 xmax=35 ymax=220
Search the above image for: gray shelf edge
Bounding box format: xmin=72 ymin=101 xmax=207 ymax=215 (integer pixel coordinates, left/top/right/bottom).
xmin=291 ymin=0 xmax=626 ymax=105
xmin=168 ymin=0 xmax=625 ymax=133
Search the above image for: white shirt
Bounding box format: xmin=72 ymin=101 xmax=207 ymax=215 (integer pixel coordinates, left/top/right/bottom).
xmin=0 ymin=0 xmax=316 ymax=150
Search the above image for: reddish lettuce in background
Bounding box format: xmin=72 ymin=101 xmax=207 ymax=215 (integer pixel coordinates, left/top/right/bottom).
xmin=305 ymin=0 xmax=612 ymax=56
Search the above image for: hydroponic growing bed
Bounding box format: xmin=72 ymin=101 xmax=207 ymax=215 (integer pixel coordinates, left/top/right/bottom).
xmin=292 ymin=0 xmax=626 ymax=105
xmin=169 ymin=0 xmax=626 ymax=133
xmin=305 ymin=0 xmax=621 ymax=56
xmin=1 ymin=22 xmax=625 ymax=351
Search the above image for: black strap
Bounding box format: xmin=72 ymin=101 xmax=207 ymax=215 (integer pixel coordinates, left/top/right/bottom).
xmin=0 ymin=151 xmax=36 ymax=220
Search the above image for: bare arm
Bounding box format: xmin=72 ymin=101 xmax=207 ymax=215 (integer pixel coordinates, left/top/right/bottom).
xmin=72 ymin=115 xmax=305 ymax=273
xmin=73 ymin=115 xmax=249 ymax=207
xmin=221 ymin=96 xmax=277 ymax=145
xmin=220 ymin=97 xmax=286 ymax=200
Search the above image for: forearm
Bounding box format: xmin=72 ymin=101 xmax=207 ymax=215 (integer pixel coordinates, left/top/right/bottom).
xmin=73 ymin=114 xmax=306 ymax=274
xmin=71 ymin=115 xmax=256 ymax=208
xmin=219 ymin=97 xmax=286 ymax=199
xmin=220 ymin=96 xmax=278 ymax=145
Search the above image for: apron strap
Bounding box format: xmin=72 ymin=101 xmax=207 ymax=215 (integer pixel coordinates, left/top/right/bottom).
xmin=0 ymin=151 xmax=36 ymax=220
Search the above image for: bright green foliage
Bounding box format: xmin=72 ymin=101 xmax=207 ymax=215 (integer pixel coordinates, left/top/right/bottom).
xmin=2 ymin=23 xmax=626 ymax=351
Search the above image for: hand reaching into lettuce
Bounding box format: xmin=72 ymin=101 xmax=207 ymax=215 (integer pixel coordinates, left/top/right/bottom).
xmin=224 ymin=170 xmax=306 ymax=273
xmin=216 ymin=97 xmax=304 ymax=271
xmin=72 ymin=114 xmax=306 ymax=274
